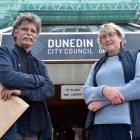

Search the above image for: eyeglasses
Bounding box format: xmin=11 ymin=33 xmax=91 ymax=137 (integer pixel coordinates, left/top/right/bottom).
xmin=99 ymin=32 xmax=117 ymax=40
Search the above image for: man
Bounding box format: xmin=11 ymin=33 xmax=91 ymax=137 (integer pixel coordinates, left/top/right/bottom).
xmin=0 ymin=12 xmax=54 ymax=140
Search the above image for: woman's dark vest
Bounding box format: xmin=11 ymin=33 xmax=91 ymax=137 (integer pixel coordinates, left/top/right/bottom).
xmin=86 ymin=48 xmax=140 ymax=139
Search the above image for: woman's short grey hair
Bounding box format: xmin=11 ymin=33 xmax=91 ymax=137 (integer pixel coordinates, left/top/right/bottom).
xmin=12 ymin=12 xmax=41 ymax=38
xmin=98 ymin=23 xmax=125 ymax=46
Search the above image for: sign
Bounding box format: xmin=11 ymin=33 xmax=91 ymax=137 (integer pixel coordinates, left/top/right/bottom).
xmin=1 ymin=32 xmax=140 ymax=61
xmin=61 ymin=85 xmax=84 ymax=99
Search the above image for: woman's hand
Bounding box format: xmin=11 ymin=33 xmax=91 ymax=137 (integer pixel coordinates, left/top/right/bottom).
xmin=88 ymin=101 xmax=103 ymax=112
xmin=102 ymin=86 xmax=125 ymax=104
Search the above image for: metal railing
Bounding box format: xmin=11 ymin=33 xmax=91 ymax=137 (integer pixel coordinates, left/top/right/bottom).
xmin=0 ymin=0 xmax=140 ymax=29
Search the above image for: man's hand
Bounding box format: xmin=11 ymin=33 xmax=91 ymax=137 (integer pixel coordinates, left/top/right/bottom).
xmin=102 ymin=86 xmax=125 ymax=104
xmin=12 ymin=90 xmax=21 ymax=96
xmin=88 ymin=101 xmax=103 ymax=112
xmin=0 ymin=88 xmax=21 ymax=101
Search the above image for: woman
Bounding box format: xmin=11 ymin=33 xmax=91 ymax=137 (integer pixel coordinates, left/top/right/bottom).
xmin=83 ymin=23 xmax=140 ymax=140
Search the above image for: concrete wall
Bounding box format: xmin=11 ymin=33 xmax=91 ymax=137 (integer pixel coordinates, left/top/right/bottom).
xmin=46 ymin=63 xmax=93 ymax=84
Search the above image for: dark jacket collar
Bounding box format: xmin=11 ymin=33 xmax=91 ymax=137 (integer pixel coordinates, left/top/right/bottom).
xmin=14 ymin=44 xmax=31 ymax=55
xmin=93 ymin=47 xmax=138 ymax=86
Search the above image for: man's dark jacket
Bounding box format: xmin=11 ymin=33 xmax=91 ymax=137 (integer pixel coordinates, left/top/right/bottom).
xmin=86 ymin=48 xmax=140 ymax=139
xmin=0 ymin=45 xmax=55 ymax=140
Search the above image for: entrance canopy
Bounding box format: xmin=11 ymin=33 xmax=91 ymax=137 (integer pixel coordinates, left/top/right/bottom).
xmin=0 ymin=0 xmax=140 ymax=29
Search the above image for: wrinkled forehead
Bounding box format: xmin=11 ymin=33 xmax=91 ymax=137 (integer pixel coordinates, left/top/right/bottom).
xmin=99 ymin=26 xmax=116 ymax=35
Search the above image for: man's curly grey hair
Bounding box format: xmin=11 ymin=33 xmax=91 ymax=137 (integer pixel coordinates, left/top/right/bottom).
xmin=12 ymin=12 xmax=41 ymax=40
